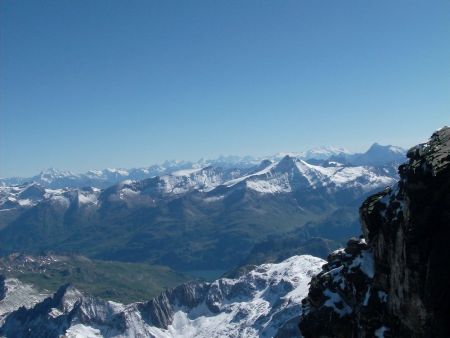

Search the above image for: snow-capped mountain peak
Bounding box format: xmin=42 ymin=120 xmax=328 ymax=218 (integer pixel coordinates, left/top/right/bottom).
xmin=368 ymin=142 xmax=405 ymax=155
xmin=221 ymin=155 xmax=396 ymax=195
xmin=36 ymin=168 xmax=78 ymax=182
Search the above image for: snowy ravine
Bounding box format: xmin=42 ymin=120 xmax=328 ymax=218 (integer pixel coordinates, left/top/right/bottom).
xmin=0 ymin=255 xmax=325 ymax=338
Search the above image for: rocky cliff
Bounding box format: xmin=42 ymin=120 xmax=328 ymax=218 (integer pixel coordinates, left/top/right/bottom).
xmin=300 ymin=127 xmax=450 ymax=338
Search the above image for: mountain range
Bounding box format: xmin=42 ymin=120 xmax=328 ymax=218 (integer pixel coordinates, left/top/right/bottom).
xmin=0 ymin=143 xmax=404 ymax=273
xmin=0 ymin=255 xmax=325 ymax=338
xmin=0 ymin=144 xmax=405 ymax=189
xmin=3 ymin=134 xmax=448 ymax=338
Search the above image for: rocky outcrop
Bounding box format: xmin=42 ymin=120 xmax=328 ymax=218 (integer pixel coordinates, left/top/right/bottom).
xmin=300 ymin=127 xmax=450 ymax=338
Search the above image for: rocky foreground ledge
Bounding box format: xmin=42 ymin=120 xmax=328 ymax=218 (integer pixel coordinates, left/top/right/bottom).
xmin=300 ymin=127 xmax=450 ymax=338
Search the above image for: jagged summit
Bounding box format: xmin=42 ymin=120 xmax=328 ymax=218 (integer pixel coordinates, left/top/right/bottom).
xmin=299 ymin=127 xmax=450 ymax=338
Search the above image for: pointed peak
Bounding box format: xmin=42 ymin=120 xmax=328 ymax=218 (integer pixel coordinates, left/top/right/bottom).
xmin=280 ymin=154 xmax=297 ymax=162
xmin=275 ymin=155 xmax=299 ymax=171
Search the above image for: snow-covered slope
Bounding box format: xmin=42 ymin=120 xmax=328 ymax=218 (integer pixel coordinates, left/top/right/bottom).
xmin=223 ymin=156 xmax=396 ymax=195
xmin=156 ymin=166 xmax=244 ymax=195
xmin=0 ymin=255 xmax=325 ymax=338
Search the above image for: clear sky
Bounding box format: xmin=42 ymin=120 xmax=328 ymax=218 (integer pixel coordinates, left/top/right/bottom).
xmin=1 ymin=0 xmax=449 ymax=177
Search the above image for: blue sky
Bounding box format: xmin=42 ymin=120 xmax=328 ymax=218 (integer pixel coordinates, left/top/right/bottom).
xmin=1 ymin=0 xmax=449 ymax=177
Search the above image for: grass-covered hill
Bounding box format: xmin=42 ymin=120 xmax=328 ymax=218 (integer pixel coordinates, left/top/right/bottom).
xmin=0 ymin=253 xmax=191 ymax=304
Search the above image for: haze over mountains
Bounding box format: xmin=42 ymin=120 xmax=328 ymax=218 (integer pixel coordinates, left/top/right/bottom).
xmin=0 ymin=143 xmax=405 ymax=273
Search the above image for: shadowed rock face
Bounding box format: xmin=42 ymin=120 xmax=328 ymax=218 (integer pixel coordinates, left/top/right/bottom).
xmin=138 ymin=282 xmax=209 ymax=329
xmin=0 ymin=277 xmax=6 ymax=301
xmin=299 ymin=127 xmax=450 ymax=338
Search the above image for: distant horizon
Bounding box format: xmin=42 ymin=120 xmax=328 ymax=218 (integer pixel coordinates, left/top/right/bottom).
xmin=2 ymin=140 xmax=414 ymax=178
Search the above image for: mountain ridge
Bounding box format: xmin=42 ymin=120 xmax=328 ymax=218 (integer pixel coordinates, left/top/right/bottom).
xmin=0 ymin=154 xmax=400 ymax=271
xmin=1 ymin=144 xmax=405 ymax=189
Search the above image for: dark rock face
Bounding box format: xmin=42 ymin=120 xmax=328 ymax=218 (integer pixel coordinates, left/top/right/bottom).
xmin=300 ymin=127 xmax=450 ymax=338
xmin=0 ymin=276 xmax=6 ymax=301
